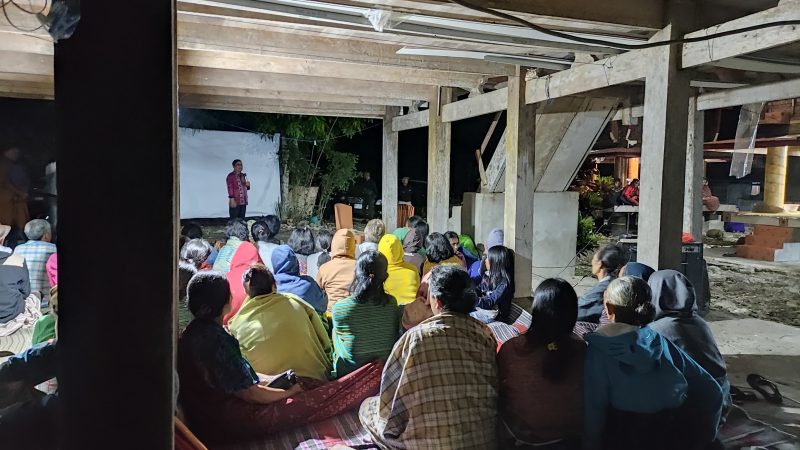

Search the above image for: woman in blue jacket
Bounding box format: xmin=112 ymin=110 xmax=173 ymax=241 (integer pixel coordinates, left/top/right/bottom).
xmin=583 ymin=276 xmax=723 ymax=450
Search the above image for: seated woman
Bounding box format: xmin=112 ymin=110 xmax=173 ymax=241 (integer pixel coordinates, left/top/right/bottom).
xmin=177 ymin=272 xmax=382 ymax=445
xmin=359 ymin=266 xmax=498 ymax=449
xmin=378 ymin=234 xmax=420 ymax=306
xmin=223 ymin=238 xmax=263 ymax=324
xmin=252 ymin=215 xmax=282 ymax=273
xmin=271 ymin=245 xmax=327 ymax=315
xmin=178 ymin=239 xmax=213 ymax=329
xmin=497 ymin=278 xmax=584 ymax=447
xmin=316 ymin=229 xmax=357 ymax=311
xmin=401 ymin=228 xmax=425 ymax=274
xmin=469 ymin=228 xmax=504 ymax=285
xmin=702 ymin=178 xmax=720 ymax=212
xmin=445 ymin=231 xmax=467 ymax=267
xmin=357 ymin=219 xmax=385 ymax=257
xmin=577 ymin=244 xmax=624 ymax=323
xmin=306 ymin=228 xmax=333 ymax=280
xmin=648 ymin=270 xmax=729 ymax=401
xmin=32 ymin=254 xmax=59 ymax=344
xmin=0 ymin=246 xmax=37 ymax=332
xmin=421 ymin=232 xmax=464 ymax=276
xmin=471 ymin=245 xmax=515 ymax=324
xmin=583 ymin=276 xmax=723 ymax=450
xmin=331 ymin=251 xmax=400 ymax=378
xmin=228 ymin=265 xmax=332 ymax=380
xmin=288 ymin=226 xmax=315 ymax=275
xmin=458 ymin=234 xmax=481 ymax=269
xmin=212 ymin=219 xmax=249 ymax=273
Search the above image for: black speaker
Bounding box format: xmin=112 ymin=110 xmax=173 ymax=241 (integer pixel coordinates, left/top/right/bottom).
xmin=616 ymin=240 xmax=709 ymax=315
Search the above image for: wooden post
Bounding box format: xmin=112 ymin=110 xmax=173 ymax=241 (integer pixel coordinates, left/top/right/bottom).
xmin=54 ymin=1 xmax=176 ymax=448
xmin=638 ymin=24 xmax=692 ymax=270
xmin=504 ymin=66 xmax=535 ymax=298
xmin=427 ymin=86 xmax=454 ymax=232
xmin=382 ymin=106 xmax=400 ymax=231
xmin=683 ymin=96 xmax=705 ymax=241
xmin=764 ymin=146 xmax=789 ymax=210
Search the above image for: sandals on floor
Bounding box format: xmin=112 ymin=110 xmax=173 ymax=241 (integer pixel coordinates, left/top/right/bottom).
xmin=747 ymin=373 xmax=783 ymax=404
xmin=730 ymin=385 xmax=757 ymax=404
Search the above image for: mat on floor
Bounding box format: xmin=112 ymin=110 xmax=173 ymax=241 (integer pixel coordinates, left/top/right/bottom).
xmin=721 ymin=404 xmax=799 ymax=449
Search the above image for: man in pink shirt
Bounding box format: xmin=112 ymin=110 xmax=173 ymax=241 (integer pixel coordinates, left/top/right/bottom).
xmin=226 ymin=159 xmax=250 ymax=219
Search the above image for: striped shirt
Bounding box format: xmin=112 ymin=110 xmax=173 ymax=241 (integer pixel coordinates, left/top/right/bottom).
xmin=14 ymin=240 xmax=56 ymax=299
xmin=330 ymin=294 xmax=400 ymax=378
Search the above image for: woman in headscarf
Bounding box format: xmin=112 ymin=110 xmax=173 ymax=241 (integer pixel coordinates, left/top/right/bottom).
xmin=401 ymin=228 xmax=425 ymax=274
xmin=378 ymin=234 xmax=420 ymax=306
xmin=648 ymin=270 xmax=729 ymax=401
xmin=359 ymin=266 xmax=498 ymax=449
xmin=223 ymin=237 xmax=263 ymax=324
xmin=317 ymin=229 xmax=357 ymax=311
xmin=619 ymin=262 xmax=655 ymax=281
xmin=270 ymin=245 xmax=327 ymax=315
xmin=458 ymin=234 xmax=481 ymax=269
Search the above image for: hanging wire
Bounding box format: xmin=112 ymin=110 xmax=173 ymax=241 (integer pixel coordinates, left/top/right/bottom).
xmin=448 ymin=0 xmax=800 ymax=51
xmin=1 ymin=0 xmax=48 ymax=32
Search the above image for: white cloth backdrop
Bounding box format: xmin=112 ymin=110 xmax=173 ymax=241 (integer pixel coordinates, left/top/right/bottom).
xmin=179 ymin=128 xmax=281 ymax=219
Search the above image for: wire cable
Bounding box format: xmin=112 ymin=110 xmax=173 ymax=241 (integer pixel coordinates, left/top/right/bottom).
xmin=448 ymin=0 xmax=800 ymax=51
xmin=1 ymin=0 xmax=47 ymax=32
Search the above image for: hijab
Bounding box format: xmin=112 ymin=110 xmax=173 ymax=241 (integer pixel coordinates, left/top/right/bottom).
xmin=271 ymin=245 xmax=327 ymax=314
xmin=648 ymin=270 xmax=726 ymax=380
xmin=402 ymin=228 xmax=422 ymax=254
xmin=622 ymin=262 xmax=655 ymax=281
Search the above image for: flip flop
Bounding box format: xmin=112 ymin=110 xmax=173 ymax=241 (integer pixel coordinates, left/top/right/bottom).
xmin=747 ymin=374 xmax=783 ymax=404
xmin=730 ymin=385 xmax=757 ymax=404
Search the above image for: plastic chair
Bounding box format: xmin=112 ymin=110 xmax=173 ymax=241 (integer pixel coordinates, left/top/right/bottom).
xmin=334 ymin=203 xmax=354 ymax=230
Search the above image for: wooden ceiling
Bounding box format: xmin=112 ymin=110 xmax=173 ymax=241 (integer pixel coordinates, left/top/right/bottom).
xmin=1 ymin=0 xmax=797 ymax=117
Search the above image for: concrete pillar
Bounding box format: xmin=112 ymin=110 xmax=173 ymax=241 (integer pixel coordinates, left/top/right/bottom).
xmin=683 ymin=97 xmax=705 ymax=241
xmin=504 ymin=66 xmax=536 ymax=298
xmin=764 ymin=146 xmax=789 ymax=210
xmin=427 ymin=86 xmax=454 ymax=232
xmin=55 ymin=0 xmax=176 ymax=448
xmin=532 ymin=192 xmax=579 ymax=286
xmin=638 ymin=24 xmax=692 ymax=270
xmin=382 ymin=107 xmax=400 ymax=231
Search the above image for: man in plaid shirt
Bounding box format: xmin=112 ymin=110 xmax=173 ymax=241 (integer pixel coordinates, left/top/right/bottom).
xmin=14 ymin=219 xmax=57 ymax=301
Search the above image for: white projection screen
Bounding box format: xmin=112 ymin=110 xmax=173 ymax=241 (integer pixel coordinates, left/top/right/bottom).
xmin=179 ymin=128 xmax=281 ymax=219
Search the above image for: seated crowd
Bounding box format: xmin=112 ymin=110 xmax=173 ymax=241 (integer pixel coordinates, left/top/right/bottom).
xmin=0 ymin=214 xmax=729 ymax=450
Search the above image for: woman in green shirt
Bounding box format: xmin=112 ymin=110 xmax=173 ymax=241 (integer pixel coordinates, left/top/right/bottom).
xmin=331 ymin=250 xmax=400 ymax=378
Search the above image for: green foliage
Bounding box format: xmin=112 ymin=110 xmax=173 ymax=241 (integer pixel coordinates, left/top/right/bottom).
xmin=256 ymin=114 xmax=371 ymax=219
xmin=596 ymin=175 xmax=616 ymax=193
xmin=577 ymin=213 xmax=602 ymax=252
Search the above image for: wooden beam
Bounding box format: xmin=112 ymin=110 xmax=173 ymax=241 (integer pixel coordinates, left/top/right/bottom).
xmin=178 ymin=47 xmax=486 ymax=90
xmin=177 ymin=15 xmax=515 ymax=77
xmin=424 ymin=0 xmax=664 ymax=30
xmin=427 ymin=86 xmax=455 ymax=232
xmin=683 ymin=96 xmax=705 ymax=241
xmin=682 ymin=2 xmax=800 ymax=69
xmin=392 ymin=110 xmax=430 ymax=132
xmin=178 ymin=66 xmax=431 ymax=102
xmin=179 ymin=84 xmax=413 ymax=107
xmin=180 ymin=94 xmax=385 ymax=118
xmin=0 ymin=80 xmax=53 ymax=99
xmin=504 ymin=65 xmax=536 ymax=297
xmin=638 ymin=24 xmax=692 ymax=270
xmin=697 ymin=78 xmax=800 ymax=111
xmin=442 ymin=88 xmax=507 ymax=123
xmin=382 ymin=106 xmax=401 ymax=231
xmin=0 ymin=50 xmax=52 ymax=76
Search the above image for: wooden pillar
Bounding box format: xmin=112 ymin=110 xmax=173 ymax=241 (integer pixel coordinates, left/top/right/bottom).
xmin=504 ymin=66 xmax=535 ymax=298
xmin=764 ymin=146 xmax=789 ymax=209
xmin=683 ymin=96 xmax=705 ymax=241
xmin=55 ymin=1 xmax=177 ymax=448
xmin=427 ymin=86 xmax=454 ymax=232
xmin=382 ymin=106 xmax=400 ymax=231
xmin=614 ymin=156 xmax=628 ymax=181
xmin=638 ymin=24 xmax=692 ymax=270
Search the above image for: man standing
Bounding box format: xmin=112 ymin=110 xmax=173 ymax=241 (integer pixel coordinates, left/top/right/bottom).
xmin=361 ymin=171 xmax=378 ymax=220
xmin=399 ymin=176 xmax=413 ymax=205
xmin=226 ymin=159 xmax=250 ymax=219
